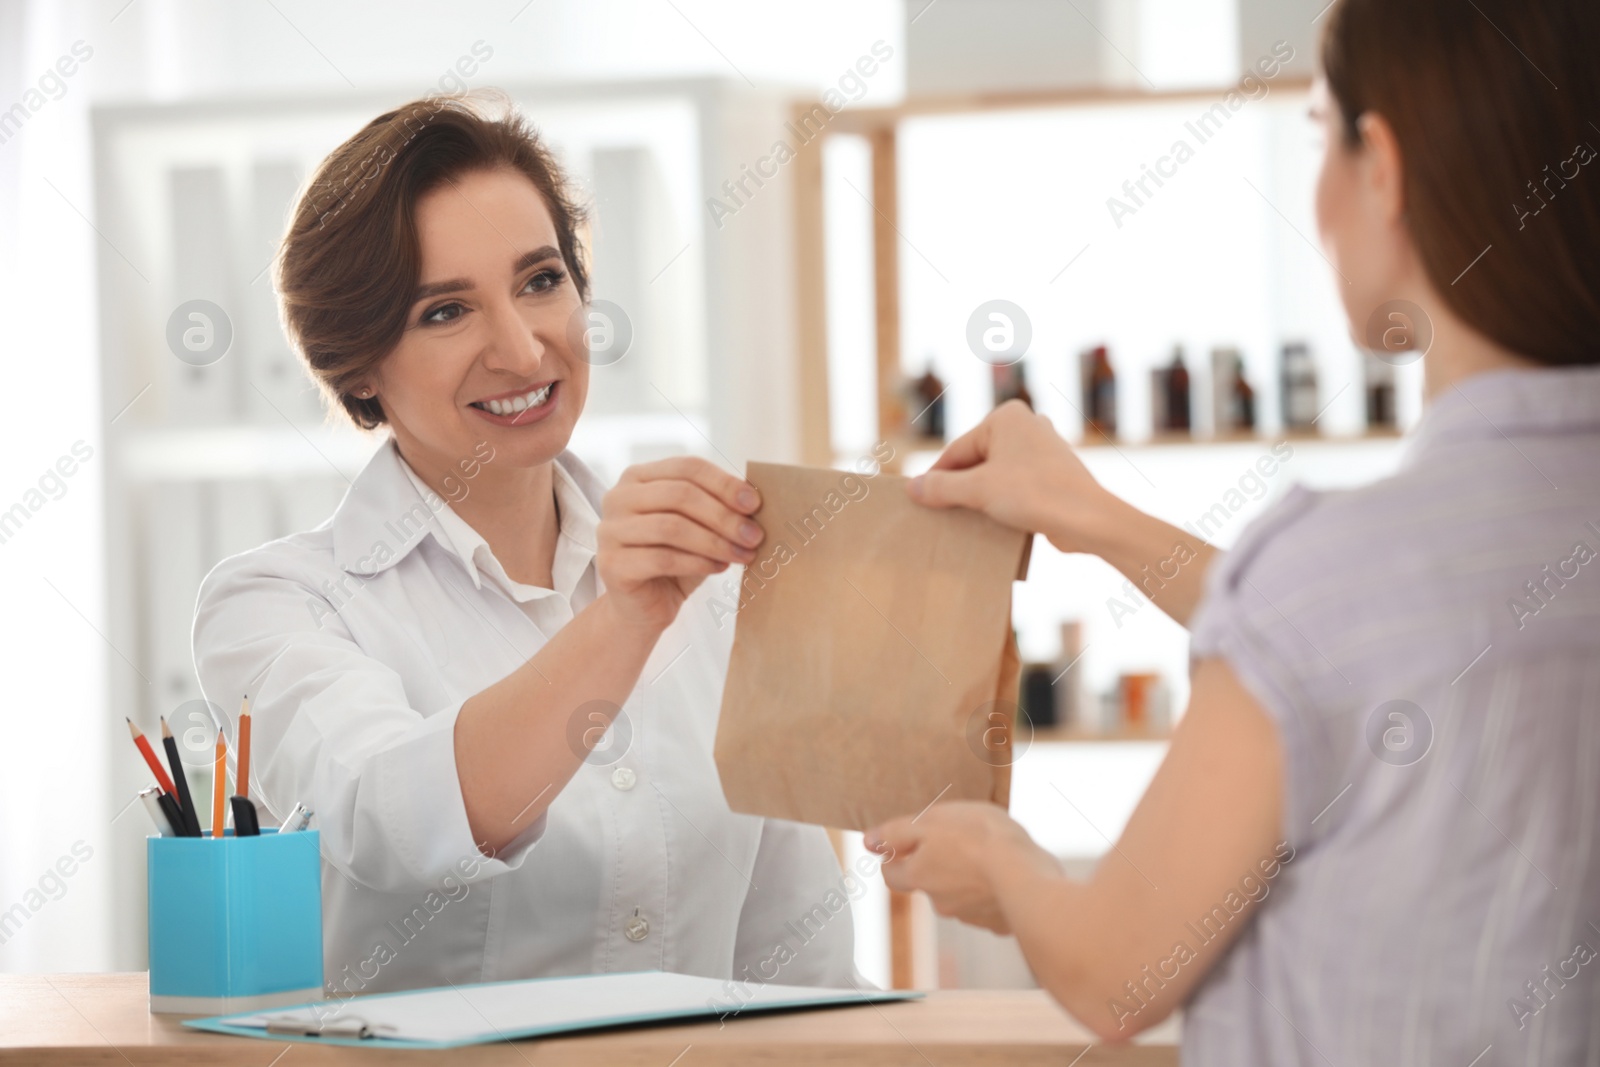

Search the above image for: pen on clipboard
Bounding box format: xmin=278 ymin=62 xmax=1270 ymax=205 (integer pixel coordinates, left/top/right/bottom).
xmin=264 ymin=1014 xmax=392 ymax=1039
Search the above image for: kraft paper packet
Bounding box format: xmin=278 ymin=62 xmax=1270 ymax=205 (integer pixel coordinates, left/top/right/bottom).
xmin=714 ymin=461 xmax=1032 ymax=832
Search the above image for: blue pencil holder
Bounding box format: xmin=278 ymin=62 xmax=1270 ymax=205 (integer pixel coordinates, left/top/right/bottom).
xmin=147 ymin=828 xmax=325 ymax=1015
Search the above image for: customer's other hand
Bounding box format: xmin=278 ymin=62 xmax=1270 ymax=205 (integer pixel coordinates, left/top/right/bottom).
xmin=866 ymin=800 xmax=1061 ymax=935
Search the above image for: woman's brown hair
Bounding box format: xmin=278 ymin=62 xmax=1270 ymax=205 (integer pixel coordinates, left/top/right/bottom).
xmin=277 ymin=90 xmax=590 ymax=428
xmin=1322 ymin=0 xmax=1600 ymax=366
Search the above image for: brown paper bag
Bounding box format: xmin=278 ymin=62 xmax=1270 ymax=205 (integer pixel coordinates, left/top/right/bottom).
xmin=714 ymin=461 xmax=1032 ymax=831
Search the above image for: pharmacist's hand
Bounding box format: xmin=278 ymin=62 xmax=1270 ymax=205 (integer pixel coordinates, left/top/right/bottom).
xmin=598 ymin=457 xmax=764 ymax=632
xmin=866 ymin=801 xmax=1059 ymax=935
xmin=907 ymin=400 xmax=1119 ymax=554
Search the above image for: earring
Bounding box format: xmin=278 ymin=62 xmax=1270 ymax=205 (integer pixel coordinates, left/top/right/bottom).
xmin=356 ymin=388 xmax=375 ymax=399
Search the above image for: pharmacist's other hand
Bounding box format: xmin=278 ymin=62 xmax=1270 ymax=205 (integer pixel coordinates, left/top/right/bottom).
xmin=866 ymin=801 xmax=1050 ymax=935
xmin=906 ymin=400 xmax=1115 ymax=554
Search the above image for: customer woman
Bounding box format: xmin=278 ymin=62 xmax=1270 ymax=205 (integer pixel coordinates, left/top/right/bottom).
xmin=192 ymin=94 xmax=858 ymax=995
xmin=868 ymin=0 xmax=1600 ymax=1059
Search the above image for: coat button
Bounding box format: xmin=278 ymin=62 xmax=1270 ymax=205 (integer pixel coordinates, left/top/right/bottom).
xmin=624 ymin=911 xmax=650 ymax=941
xmin=610 ymin=766 xmax=637 ymax=791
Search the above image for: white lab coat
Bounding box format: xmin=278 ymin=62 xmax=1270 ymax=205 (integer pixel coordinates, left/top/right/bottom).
xmin=191 ymin=437 xmax=863 ymax=997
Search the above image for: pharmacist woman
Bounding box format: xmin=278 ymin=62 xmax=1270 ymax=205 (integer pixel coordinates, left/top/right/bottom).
xmin=192 ymin=94 xmax=859 ymax=996
xmin=868 ymin=0 xmax=1600 ymax=1060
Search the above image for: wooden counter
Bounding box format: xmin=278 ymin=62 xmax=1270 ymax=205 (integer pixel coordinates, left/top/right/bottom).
xmin=0 ymin=974 xmax=1178 ymax=1065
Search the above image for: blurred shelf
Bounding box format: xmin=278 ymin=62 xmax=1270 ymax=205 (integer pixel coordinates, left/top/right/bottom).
xmin=113 ymin=411 xmax=717 ymax=482
xmin=891 ymin=426 xmax=1403 ymax=463
xmin=890 ymin=428 xmax=1408 ymax=480
xmin=115 ymin=425 xmax=383 ymax=481
xmin=1029 ymin=726 xmax=1172 ymax=744
xmin=1123 ymin=426 xmax=1403 ymax=449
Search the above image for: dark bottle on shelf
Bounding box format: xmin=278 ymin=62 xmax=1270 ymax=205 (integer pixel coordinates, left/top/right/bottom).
xmin=1150 ymin=365 xmax=1170 ymax=433
xmin=1364 ymin=352 xmax=1397 ymax=427
xmin=1150 ymin=346 xmax=1191 ymax=435
xmin=1020 ymin=664 xmax=1057 ymax=729
xmin=1082 ymin=345 xmax=1117 ymax=439
xmin=911 ymin=361 xmax=945 ymax=440
xmin=1167 ymin=347 xmax=1191 ymax=432
xmin=1232 ymin=353 xmax=1256 ymax=432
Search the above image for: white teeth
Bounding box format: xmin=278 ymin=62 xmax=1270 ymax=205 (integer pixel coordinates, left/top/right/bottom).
xmin=478 ymin=383 xmax=552 ymax=417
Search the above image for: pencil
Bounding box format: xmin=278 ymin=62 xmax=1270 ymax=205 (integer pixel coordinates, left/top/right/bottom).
xmin=159 ymin=717 xmax=201 ymax=837
xmin=212 ymin=731 xmax=228 ymax=838
xmin=125 ymin=718 xmax=177 ymax=798
xmin=230 ymin=697 xmax=260 ymax=836
xmin=237 ymin=699 xmax=252 ymax=800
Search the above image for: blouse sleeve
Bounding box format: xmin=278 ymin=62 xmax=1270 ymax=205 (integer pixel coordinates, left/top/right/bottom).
xmin=191 ymin=546 xmax=546 ymax=896
xmin=1186 ymin=484 xmax=1349 ymax=846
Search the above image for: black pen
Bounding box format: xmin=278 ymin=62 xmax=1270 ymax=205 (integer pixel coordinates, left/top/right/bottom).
xmin=230 ymin=795 xmax=261 ymax=836
xmin=159 ymin=717 xmax=202 ymax=837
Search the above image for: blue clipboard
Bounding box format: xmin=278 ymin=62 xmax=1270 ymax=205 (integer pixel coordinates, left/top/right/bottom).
xmin=183 ymin=969 xmax=922 ymax=1050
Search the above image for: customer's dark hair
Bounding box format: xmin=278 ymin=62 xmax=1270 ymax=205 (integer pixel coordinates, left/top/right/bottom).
xmin=277 ymin=90 xmax=591 ymax=428
xmin=1322 ymin=0 xmax=1600 ymax=366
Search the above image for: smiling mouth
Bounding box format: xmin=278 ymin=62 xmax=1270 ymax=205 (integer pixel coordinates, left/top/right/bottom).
xmin=469 ymin=382 xmax=554 ymax=417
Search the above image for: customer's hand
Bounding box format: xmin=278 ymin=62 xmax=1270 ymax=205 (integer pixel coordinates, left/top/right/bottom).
xmin=866 ymin=801 xmax=1062 ymax=935
xmin=907 ymin=400 xmax=1121 ymax=554
xmin=598 ymin=457 xmax=763 ymax=632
